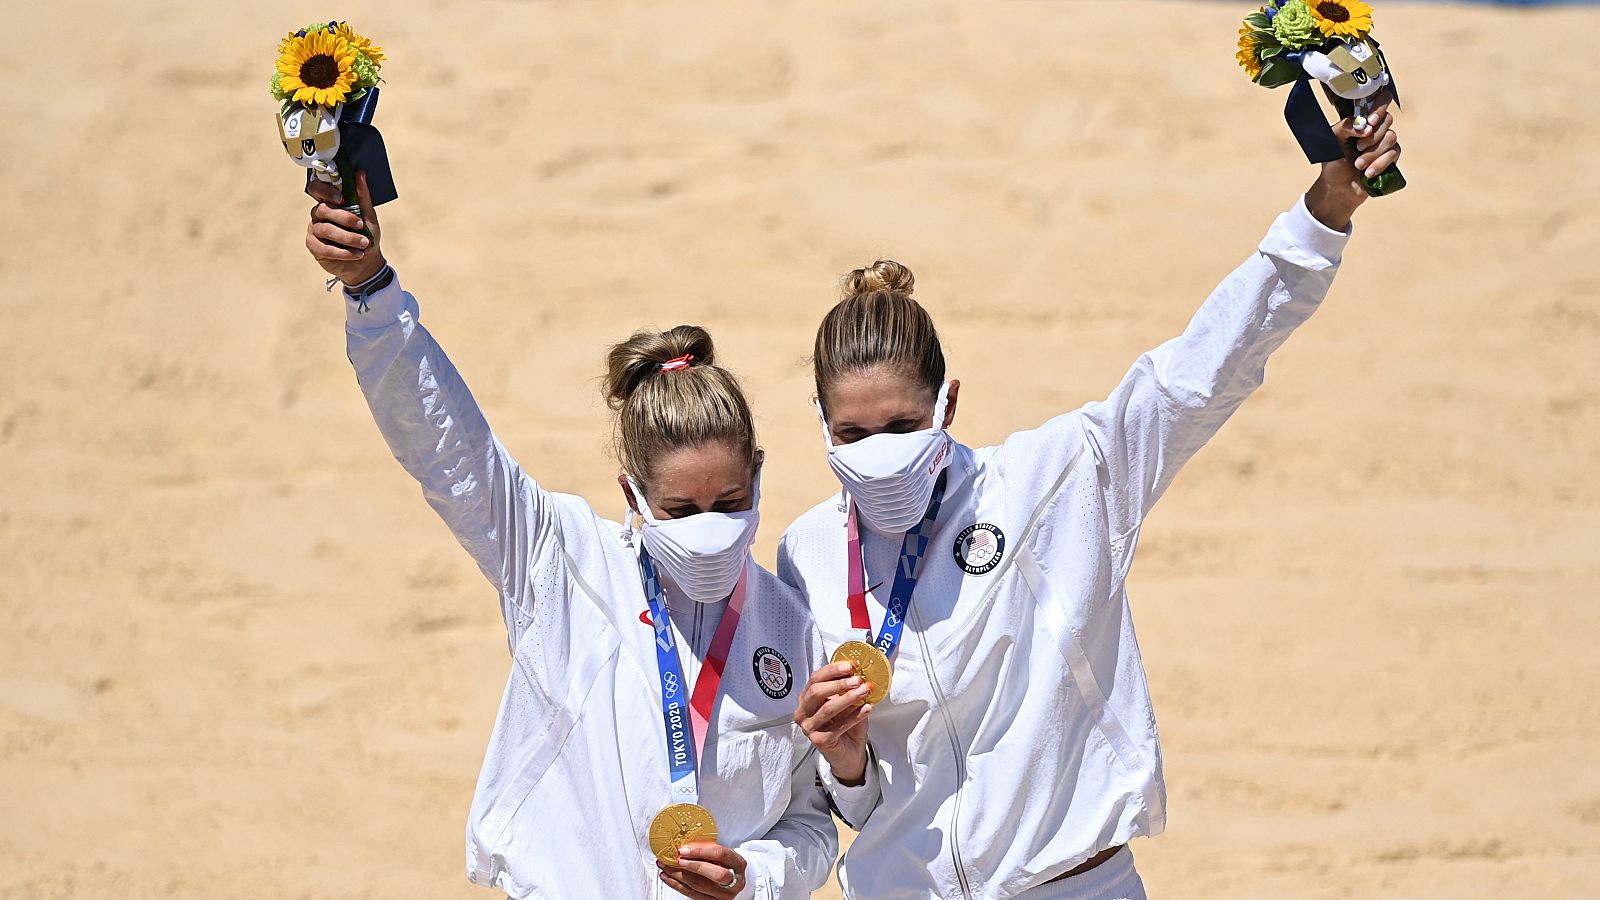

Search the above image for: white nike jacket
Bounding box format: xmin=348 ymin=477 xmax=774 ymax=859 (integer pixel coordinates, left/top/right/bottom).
xmin=343 ymin=277 xmax=837 ymax=899
xmin=780 ymin=198 xmax=1349 ymax=900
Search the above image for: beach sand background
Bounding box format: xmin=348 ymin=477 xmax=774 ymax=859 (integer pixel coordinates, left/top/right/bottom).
xmin=3 ymin=1 xmax=1598 ymax=897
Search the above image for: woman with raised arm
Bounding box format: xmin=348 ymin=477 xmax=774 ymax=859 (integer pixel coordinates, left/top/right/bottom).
xmin=783 ymin=107 xmax=1402 ymax=898
xmin=303 ymin=176 xmax=835 ymax=900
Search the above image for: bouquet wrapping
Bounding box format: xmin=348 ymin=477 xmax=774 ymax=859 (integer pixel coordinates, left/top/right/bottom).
xmin=1236 ymin=0 xmax=1404 ymax=196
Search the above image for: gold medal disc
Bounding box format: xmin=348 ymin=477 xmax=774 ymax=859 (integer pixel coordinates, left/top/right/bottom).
xmin=648 ymin=802 xmax=719 ymax=866
xmin=832 ymin=640 xmax=892 ymax=705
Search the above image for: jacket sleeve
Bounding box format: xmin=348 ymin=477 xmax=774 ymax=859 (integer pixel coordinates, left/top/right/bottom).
xmin=1002 ymin=195 xmax=1350 ymax=542
xmin=344 ymin=274 xmax=556 ymax=648
xmin=733 ymin=750 xmax=840 ymax=900
xmin=817 ymin=746 xmax=882 ymax=830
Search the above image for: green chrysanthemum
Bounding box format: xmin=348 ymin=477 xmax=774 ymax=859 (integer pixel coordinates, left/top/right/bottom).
xmin=352 ymin=53 xmax=380 ymax=89
xmin=301 ymin=21 xmax=331 ymax=36
xmin=1272 ymin=0 xmax=1323 ymax=50
xmin=269 ymin=70 xmax=291 ymax=100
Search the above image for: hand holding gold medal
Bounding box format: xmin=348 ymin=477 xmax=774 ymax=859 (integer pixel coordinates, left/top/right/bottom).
xmin=653 ymin=805 xmax=748 ymax=898
xmin=793 ymin=652 xmax=878 ymax=788
xmin=797 ymin=473 xmax=951 ymax=787
xmin=831 ymin=640 xmax=891 ymax=705
xmin=649 ymin=803 xmax=718 ymax=866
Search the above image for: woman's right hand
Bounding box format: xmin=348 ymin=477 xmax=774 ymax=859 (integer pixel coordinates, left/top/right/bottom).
xmin=305 ymin=171 xmax=385 ymax=286
xmin=793 ymin=662 xmax=873 ymax=785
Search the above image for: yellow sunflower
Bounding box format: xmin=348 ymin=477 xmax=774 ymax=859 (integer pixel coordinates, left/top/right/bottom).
xmin=1307 ymin=0 xmax=1373 ymax=40
xmin=332 ymin=21 xmax=385 ymax=66
xmin=1236 ymin=25 xmax=1263 ymax=80
xmin=276 ymin=30 xmax=358 ymax=108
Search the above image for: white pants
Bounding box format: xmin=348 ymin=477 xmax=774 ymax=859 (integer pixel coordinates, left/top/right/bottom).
xmin=1014 ymin=847 xmax=1147 ymax=900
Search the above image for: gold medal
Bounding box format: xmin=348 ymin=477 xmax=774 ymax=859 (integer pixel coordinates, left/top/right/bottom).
xmin=832 ymin=640 xmax=892 ymax=705
xmin=648 ymin=802 xmax=719 ymax=866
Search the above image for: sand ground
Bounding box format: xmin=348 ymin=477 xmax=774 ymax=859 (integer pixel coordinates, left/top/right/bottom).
xmin=3 ymin=1 xmax=1598 ymax=897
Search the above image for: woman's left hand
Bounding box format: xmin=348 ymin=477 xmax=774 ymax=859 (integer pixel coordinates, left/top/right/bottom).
xmin=658 ymin=842 xmax=749 ymax=899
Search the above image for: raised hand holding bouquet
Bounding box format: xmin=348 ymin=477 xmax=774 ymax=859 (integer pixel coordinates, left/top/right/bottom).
xmin=1238 ymin=0 xmax=1405 ymax=196
xmin=272 ymin=21 xmax=397 ymax=238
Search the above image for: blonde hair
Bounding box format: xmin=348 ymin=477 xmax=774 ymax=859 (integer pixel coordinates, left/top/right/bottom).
xmin=603 ymin=325 xmax=758 ymax=494
xmin=813 ymin=259 xmax=945 ymax=416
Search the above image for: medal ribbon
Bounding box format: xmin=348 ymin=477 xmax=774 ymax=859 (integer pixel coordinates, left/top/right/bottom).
xmin=845 ymin=503 xmax=870 ymax=630
xmin=845 ymin=470 xmax=949 ymax=658
xmin=639 ymin=548 xmax=748 ymax=805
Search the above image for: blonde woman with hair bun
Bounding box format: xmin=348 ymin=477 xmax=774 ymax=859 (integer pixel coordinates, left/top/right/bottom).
xmin=301 ymin=176 xmax=836 ymax=899
xmin=784 ymin=112 xmax=1403 ymax=899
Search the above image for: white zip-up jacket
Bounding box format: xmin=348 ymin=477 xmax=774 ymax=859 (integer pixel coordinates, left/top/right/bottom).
xmin=780 ymin=199 xmax=1349 ymax=900
xmin=343 ymin=277 xmax=837 ymax=899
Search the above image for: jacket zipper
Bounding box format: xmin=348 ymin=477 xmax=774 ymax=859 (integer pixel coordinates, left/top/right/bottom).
xmin=907 ymin=511 xmax=1033 ymax=900
xmin=913 ymin=464 xmax=1072 ymax=900
xmin=911 ymin=604 xmax=975 ymax=900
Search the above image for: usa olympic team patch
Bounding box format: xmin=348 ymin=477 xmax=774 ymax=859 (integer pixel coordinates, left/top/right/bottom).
xmin=953 ymin=523 xmax=1005 ymax=575
xmin=753 ymin=647 xmax=793 ymax=699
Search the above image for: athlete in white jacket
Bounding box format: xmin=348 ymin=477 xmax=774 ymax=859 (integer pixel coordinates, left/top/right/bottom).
xmin=783 ymin=110 xmax=1403 ymax=898
xmin=304 ymin=176 xmax=837 ymax=900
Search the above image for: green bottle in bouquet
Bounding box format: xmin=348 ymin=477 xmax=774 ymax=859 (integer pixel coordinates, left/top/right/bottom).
xmin=1338 ymin=93 xmax=1406 ymax=197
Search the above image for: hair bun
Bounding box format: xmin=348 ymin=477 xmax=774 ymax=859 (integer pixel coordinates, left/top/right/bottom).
xmin=603 ymin=325 xmax=717 ymax=409
xmin=842 ymin=259 xmax=915 ymax=299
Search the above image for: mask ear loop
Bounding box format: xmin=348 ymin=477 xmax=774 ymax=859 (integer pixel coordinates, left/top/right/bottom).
xmin=748 ymin=465 xmax=765 ymax=511
xmin=621 ymin=473 xmax=647 ymax=545
xmin=931 ymin=381 xmax=952 ymax=433
xmin=814 ymin=397 xmax=837 ymax=450
xmin=816 ymin=399 xmax=851 ymax=513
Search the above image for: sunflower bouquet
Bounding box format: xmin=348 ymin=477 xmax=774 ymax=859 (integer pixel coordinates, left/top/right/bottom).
xmin=1236 ymin=0 xmax=1404 ymax=195
xmin=271 ymin=21 xmax=397 ymax=229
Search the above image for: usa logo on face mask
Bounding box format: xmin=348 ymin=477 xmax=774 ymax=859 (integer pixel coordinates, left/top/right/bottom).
xmin=953 ymin=523 xmax=1005 ymax=575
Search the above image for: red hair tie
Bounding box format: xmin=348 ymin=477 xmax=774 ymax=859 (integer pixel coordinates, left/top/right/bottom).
xmin=659 ymin=354 xmax=695 ymax=371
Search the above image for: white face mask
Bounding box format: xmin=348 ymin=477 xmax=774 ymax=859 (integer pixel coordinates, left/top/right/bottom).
xmin=627 ymin=471 xmax=760 ymax=604
xmin=822 ymin=382 xmax=953 ymax=535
